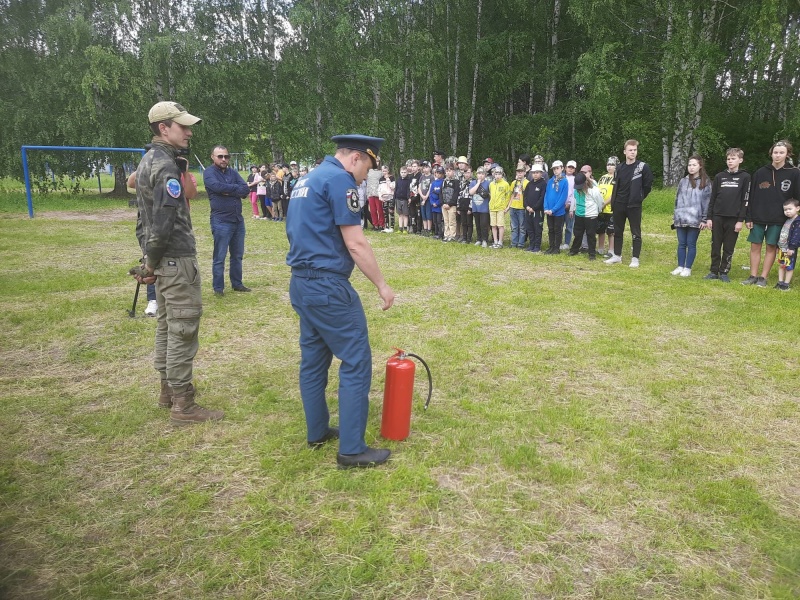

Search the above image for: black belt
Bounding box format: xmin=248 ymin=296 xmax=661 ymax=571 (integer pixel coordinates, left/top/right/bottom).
xmin=291 ymin=268 xmax=347 ymax=280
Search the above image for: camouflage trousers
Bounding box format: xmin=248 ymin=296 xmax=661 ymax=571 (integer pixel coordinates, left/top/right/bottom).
xmin=154 ymin=256 xmax=203 ymax=392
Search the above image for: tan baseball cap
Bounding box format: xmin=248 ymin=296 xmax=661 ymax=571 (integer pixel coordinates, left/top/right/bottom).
xmin=148 ymin=101 xmax=201 ymax=125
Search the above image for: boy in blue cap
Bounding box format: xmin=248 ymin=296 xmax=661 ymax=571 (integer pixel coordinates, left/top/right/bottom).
xmin=286 ymin=134 xmax=395 ymax=469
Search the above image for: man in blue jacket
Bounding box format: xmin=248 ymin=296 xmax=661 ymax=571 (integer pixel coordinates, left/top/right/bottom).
xmin=203 ymin=146 xmax=252 ymax=295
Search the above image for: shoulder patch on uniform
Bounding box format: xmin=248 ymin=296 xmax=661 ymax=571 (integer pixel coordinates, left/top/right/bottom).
xmin=166 ymin=178 xmax=182 ymax=199
xmin=346 ymin=188 xmax=360 ymax=213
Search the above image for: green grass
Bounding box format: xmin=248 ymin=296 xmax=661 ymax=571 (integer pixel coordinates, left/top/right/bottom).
xmin=1 ymin=188 xmax=799 ymax=599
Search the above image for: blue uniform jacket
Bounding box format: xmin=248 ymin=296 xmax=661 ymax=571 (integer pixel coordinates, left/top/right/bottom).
xmin=285 ymin=155 xmax=362 ymax=278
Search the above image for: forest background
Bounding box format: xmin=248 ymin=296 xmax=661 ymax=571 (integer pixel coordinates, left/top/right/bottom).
xmin=1 ymin=0 xmax=799 ymax=191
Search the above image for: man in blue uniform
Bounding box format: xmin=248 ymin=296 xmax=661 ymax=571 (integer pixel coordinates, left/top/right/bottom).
xmin=286 ymin=134 xmax=395 ymax=469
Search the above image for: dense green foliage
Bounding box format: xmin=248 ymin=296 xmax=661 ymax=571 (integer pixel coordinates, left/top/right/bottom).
xmin=2 ymin=0 xmax=799 ymax=183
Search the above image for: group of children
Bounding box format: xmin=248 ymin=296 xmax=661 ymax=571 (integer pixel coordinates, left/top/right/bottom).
xmin=246 ymin=162 xmax=307 ymax=221
xmin=356 ymin=140 xmax=800 ymax=290
xmin=667 ymin=142 xmax=800 ymax=290
xmin=358 ymin=150 xmax=636 ymax=260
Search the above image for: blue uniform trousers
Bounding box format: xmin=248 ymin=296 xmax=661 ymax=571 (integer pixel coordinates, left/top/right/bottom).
xmin=289 ymin=271 xmax=372 ymax=455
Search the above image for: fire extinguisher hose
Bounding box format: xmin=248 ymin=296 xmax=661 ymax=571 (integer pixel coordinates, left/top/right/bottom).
xmin=405 ymin=353 xmax=433 ymax=410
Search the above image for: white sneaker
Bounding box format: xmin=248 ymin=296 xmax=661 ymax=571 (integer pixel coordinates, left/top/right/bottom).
xmin=671 ymin=267 xmax=683 ymax=275
xmin=604 ymin=254 xmax=622 ymax=264
xmin=145 ymin=299 xmax=157 ymax=317
xmin=560 ymin=244 xmax=569 ymax=250
xmin=474 ymin=241 xmax=481 ymax=246
xmin=481 ymin=241 xmax=488 ymax=248
xmin=629 ymin=258 xmax=640 ymax=268
xmin=680 ymin=267 xmax=691 ymax=277
xmin=383 ymin=227 xmax=394 ymax=233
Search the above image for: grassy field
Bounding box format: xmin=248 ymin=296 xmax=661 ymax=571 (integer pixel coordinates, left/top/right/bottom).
xmin=0 ymin=187 xmax=798 ymax=599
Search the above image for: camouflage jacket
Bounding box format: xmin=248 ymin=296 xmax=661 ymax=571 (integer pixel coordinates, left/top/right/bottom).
xmin=135 ymin=139 xmax=196 ymax=267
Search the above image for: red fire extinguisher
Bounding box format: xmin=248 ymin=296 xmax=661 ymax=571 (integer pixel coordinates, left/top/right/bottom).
xmin=381 ymin=349 xmax=432 ymax=441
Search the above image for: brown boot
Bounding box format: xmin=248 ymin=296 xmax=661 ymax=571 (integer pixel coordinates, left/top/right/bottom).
xmin=170 ymin=384 xmax=224 ymax=425
xmin=158 ymin=380 xmax=173 ymax=409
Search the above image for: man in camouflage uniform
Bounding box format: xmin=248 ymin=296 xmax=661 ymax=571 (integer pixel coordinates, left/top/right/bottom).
xmin=133 ymin=101 xmax=224 ymax=425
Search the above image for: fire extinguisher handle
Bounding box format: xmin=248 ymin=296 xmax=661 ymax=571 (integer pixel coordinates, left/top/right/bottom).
xmin=406 ymin=353 xmax=433 ymax=410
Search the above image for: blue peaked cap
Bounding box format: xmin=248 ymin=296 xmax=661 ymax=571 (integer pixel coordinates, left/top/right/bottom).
xmin=331 ymin=134 xmax=384 ymax=168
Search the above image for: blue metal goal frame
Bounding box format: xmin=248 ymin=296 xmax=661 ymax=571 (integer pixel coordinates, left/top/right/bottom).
xmin=21 ymin=145 xmax=146 ymax=218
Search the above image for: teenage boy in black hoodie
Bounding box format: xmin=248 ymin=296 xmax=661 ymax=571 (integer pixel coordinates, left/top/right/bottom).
xmin=704 ymin=148 xmax=749 ymax=282
xmin=742 ymin=140 xmax=800 ymax=287
xmin=604 ymin=139 xmax=653 ymax=268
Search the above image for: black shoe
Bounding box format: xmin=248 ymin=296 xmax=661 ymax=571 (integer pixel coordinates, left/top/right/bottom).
xmin=213 ymin=290 xmax=224 ymax=297
xmin=233 ymin=285 xmax=252 ymax=292
xmin=568 ymin=251 xmax=579 ymax=256
xmin=703 ymin=273 xmax=719 ymax=280
xmin=308 ymin=427 xmax=339 ymax=449
xmin=337 ymin=447 xmax=391 ymax=469
xmin=719 ymin=274 xmax=731 ymax=283
xmin=741 ymin=275 xmax=758 ymax=285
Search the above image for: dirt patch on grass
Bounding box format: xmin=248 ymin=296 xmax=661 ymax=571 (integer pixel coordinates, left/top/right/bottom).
xmin=35 ymin=209 xmax=135 ymax=222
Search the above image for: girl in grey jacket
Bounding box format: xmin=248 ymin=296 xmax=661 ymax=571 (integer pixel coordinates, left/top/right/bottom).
xmin=671 ymin=155 xmax=711 ymax=277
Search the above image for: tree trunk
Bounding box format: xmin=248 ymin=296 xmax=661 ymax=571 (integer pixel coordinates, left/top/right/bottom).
xmin=109 ymin=163 xmax=131 ymax=198
xmin=528 ymin=38 xmax=536 ymax=113
xmin=444 ymin=3 xmax=455 ymax=153
xmin=428 ymin=70 xmax=438 ymax=153
xmin=546 ymin=0 xmax=560 ymax=110
xmin=467 ymin=0 xmax=483 ymax=161
xmin=452 ymin=26 xmax=460 ymax=152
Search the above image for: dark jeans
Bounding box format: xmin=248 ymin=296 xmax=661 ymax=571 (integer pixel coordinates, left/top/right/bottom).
xmin=432 ymin=212 xmax=443 ymax=238
xmin=473 ymin=212 xmax=489 ymax=243
xmin=525 ymin=209 xmax=544 ymax=250
xmin=547 ymin=214 xmax=565 ymax=250
xmin=458 ymin=208 xmax=473 ymax=241
xmin=211 ymin=216 xmax=245 ymax=292
xmin=571 ymin=216 xmax=597 ymax=256
xmin=710 ymin=216 xmax=740 ymax=274
xmin=613 ymin=204 xmax=642 ymax=258
xmin=147 ymin=283 xmax=156 ymax=302
xmin=409 ymin=199 xmax=420 ymax=232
